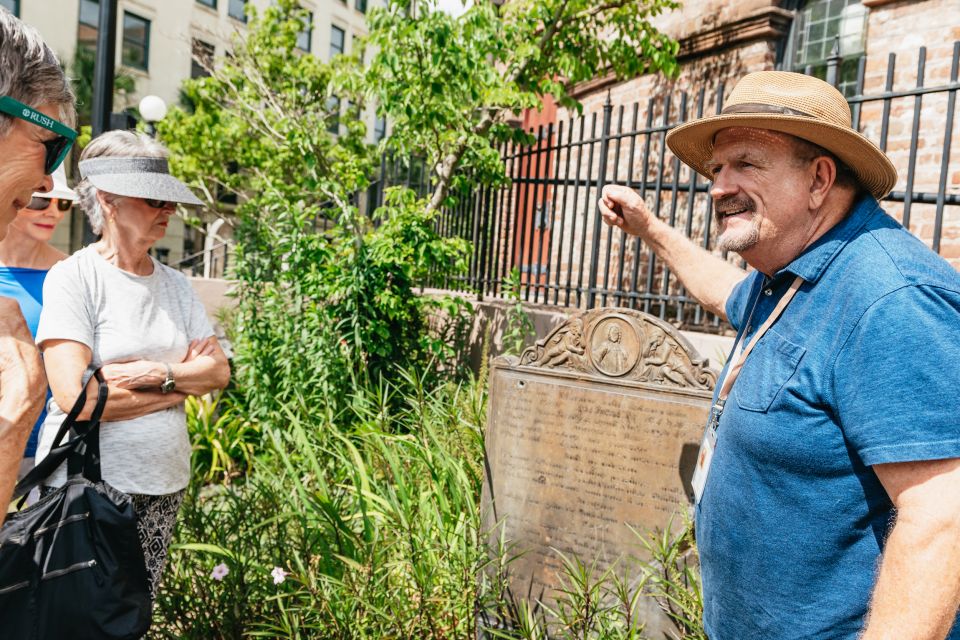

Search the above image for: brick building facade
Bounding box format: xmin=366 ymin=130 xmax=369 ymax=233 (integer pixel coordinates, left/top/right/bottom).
xmin=466 ymin=0 xmax=960 ymax=332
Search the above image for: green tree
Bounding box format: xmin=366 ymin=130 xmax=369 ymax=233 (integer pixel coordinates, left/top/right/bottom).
xmin=157 ymin=0 xmax=468 ymax=422
xmin=70 ymin=44 xmax=137 ymax=128
xmin=365 ymin=0 xmax=681 ymax=212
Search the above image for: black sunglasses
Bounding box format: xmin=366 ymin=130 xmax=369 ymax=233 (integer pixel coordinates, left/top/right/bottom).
xmin=0 ymin=97 xmax=77 ymax=174
xmin=26 ymin=196 xmax=72 ymax=212
xmin=143 ymin=198 xmax=174 ymax=209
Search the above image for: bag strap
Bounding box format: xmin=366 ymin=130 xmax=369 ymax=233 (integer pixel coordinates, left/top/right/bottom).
xmin=67 ymin=370 xmax=108 ymax=481
xmin=13 ymin=369 xmax=108 ymax=500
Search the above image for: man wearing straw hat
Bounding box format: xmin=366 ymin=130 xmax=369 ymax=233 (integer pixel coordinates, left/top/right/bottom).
xmin=599 ymin=71 xmax=960 ymax=639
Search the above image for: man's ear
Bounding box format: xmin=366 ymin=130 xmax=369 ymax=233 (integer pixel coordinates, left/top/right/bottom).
xmin=809 ymin=156 xmax=837 ymax=210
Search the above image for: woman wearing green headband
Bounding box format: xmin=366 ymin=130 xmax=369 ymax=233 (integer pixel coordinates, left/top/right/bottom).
xmin=0 ymin=7 xmax=76 ymax=522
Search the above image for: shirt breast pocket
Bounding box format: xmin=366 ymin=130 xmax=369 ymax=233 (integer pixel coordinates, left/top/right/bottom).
xmin=735 ymin=329 xmax=806 ymax=413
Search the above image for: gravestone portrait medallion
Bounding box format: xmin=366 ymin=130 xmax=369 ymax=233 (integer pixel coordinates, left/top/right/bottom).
xmin=589 ymin=315 xmax=640 ymax=377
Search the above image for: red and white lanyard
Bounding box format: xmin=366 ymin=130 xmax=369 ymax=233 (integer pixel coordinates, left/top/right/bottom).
xmin=692 ymin=275 xmax=804 ymax=505
xmin=713 ymin=275 xmax=805 ymax=415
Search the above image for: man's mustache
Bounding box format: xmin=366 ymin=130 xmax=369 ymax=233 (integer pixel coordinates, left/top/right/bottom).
xmin=714 ymin=196 xmax=756 ymax=221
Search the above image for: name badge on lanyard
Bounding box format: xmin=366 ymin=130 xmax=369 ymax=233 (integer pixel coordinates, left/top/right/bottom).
xmin=691 ymin=402 xmax=722 ymax=504
xmin=691 ymin=276 xmax=804 ymax=506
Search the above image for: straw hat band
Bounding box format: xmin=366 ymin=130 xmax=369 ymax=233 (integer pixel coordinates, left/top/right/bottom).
xmin=722 ymin=103 xmax=814 ymax=118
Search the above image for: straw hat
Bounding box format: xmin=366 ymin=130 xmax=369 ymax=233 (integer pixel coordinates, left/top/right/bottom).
xmin=665 ymin=71 xmax=897 ymax=199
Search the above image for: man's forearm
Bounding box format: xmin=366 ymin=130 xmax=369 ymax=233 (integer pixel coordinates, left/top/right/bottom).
xmin=642 ymin=218 xmax=747 ymax=321
xmin=861 ymin=511 xmax=960 ymax=640
xmin=0 ymin=329 xmax=47 ymax=519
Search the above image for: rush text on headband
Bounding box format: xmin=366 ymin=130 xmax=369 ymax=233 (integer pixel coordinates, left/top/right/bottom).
xmin=0 ymin=96 xmax=78 ymax=175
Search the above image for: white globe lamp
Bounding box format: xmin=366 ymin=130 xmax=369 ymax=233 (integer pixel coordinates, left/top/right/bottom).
xmin=138 ymin=95 xmax=168 ymax=122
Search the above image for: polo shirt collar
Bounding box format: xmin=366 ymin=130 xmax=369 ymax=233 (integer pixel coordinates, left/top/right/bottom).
xmin=776 ymin=194 xmax=881 ymax=284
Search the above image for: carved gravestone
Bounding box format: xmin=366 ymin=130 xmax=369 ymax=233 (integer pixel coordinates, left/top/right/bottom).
xmin=481 ymin=308 xmax=718 ymax=635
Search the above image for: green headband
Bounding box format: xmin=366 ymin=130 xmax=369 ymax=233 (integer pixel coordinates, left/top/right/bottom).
xmin=0 ymin=96 xmax=77 ymax=140
xmin=0 ymin=96 xmax=77 ymax=174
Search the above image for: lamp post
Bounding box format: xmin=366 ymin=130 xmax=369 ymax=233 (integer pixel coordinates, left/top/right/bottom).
xmin=138 ymin=95 xmax=168 ymax=137
xmin=91 ymin=0 xmax=118 ymax=137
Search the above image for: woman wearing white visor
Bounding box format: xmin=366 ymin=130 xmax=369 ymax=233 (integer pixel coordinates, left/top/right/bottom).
xmin=0 ymin=164 xmax=75 ymax=478
xmin=35 ymin=130 xmax=230 ymax=599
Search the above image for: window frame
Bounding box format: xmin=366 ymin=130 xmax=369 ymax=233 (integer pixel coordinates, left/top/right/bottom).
xmin=227 ymin=0 xmax=248 ymax=22
xmin=79 ymin=0 xmax=99 ymax=28
xmin=77 ymin=0 xmax=100 ymax=56
xmin=326 ymin=95 xmax=340 ymax=135
xmin=121 ymin=11 xmax=151 ymax=72
xmin=355 ymin=0 xmax=367 ymax=13
xmin=374 ymin=115 xmax=387 ymax=143
xmin=779 ymin=0 xmax=868 ymax=97
xmin=195 ymin=0 xmax=217 ymax=9
xmin=296 ymin=9 xmax=314 ymax=53
xmin=191 ymin=39 xmax=215 ymax=79
xmin=330 ymin=24 xmax=345 ymax=59
xmin=0 ymin=0 xmax=20 ymax=17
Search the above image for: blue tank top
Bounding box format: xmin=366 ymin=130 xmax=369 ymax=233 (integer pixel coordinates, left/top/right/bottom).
xmin=0 ymin=266 xmax=50 ymax=457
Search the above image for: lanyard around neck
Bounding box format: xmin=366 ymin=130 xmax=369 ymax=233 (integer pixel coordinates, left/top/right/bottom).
xmin=717 ymin=275 xmax=804 ymax=404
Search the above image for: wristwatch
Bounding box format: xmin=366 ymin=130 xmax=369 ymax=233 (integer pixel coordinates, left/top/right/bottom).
xmin=160 ymin=363 xmax=176 ymax=394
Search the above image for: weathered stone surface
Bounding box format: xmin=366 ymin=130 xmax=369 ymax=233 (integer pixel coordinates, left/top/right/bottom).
xmin=481 ymin=308 xmax=717 ymax=635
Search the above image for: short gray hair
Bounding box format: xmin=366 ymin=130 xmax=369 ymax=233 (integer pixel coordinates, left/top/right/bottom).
xmin=76 ymin=131 xmax=168 ymax=234
xmin=0 ymin=8 xmax=76 ymax=136
xmin=791 ymin=136 xmax=862 ymax=195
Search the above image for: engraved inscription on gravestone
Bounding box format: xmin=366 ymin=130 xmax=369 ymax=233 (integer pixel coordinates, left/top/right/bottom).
xmin=481 ymin=308 xmax=718 ymax=634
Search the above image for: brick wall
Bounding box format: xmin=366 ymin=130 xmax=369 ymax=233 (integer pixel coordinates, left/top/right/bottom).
xmin=860 ymin=0 xmax=960 ymax=263
xmin=477 ymin=0 xmax=960 ymax=324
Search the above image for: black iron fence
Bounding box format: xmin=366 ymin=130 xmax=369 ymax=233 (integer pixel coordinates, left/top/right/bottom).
xmin=172 ymin=241 xmax=231 ymax=278
xmin=419 ymin=41 xmax=960 ymax=333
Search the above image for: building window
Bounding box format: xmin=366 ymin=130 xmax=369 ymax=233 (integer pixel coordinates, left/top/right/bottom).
xmin=121 ymin=12 xmax=150 ymax=71
xmin=355 ymin=0 xmax=367 ymax=13
xmin=228 ymin=0 xmax=247 ymax=22
xmin=191 ymin=39 xmax=215 ymax=78
xmin=152 ymin=247 xmax=170 ymax=265
xmin=326 ymin=95 xmax=340 ymax=134
xmin=296 ymin=10 xmax=313 ymax=52
xmin=330 ymin=25 xmax=345 ymax=59
xmin=374 ymin=115 xmax=386 ymax=142
xmin=196 ymin=0 xmax=217 ymax=9
xmin=0 ymin=0 xmax=19 ymax=17
xmin=78 ymin=0 xmax=99 ymax=52
xmin=784 ymin=0 xmax=868 ymax=97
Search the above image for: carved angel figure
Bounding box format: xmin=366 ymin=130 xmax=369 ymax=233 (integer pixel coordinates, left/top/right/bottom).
xmin=641 ymin=331 xmax=700 ymax=387
xmin=539 ymin=319 xmax=586 ymax=368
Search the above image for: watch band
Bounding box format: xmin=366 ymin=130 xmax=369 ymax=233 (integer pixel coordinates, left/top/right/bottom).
xmin=160 ymin=363 xmax=176 ymax=394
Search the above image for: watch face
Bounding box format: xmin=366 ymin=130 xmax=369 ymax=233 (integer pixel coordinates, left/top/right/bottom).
xmin=161 ymin=379 xmax=176 ymax=393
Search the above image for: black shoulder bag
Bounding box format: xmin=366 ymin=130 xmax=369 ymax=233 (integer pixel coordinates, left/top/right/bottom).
xmin=0 ymin=370 xmax=152 ymax=640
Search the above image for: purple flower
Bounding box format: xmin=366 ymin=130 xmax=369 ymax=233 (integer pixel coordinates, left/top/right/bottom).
xmin=210 ymin=563 xmax=229 ymax=581
xmin=271 ymin=566 xmax=288 ymax=585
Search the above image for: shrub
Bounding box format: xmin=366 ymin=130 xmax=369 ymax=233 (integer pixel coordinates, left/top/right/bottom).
xmin=154 ymin=371 xmax=488 ymax=639
xmin=185 ymin=393 xmax=259 ymax=485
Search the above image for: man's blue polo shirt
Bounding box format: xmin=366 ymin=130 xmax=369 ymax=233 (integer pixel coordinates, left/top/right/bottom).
xmin=698 ymin=195 xmax=960 ymax=639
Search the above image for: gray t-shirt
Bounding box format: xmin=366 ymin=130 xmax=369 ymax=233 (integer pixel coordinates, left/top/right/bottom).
xmin=35 ymin=246 xmax=214 ymax=495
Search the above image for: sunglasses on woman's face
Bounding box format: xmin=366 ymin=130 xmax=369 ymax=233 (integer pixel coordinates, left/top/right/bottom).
xmin=143 ymin=198 xmax=174 ymax=210
xmin=0 ymin=96 xmax=78 ymax=175
xmin=26 ymin=196 xmax=72 ymax=212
